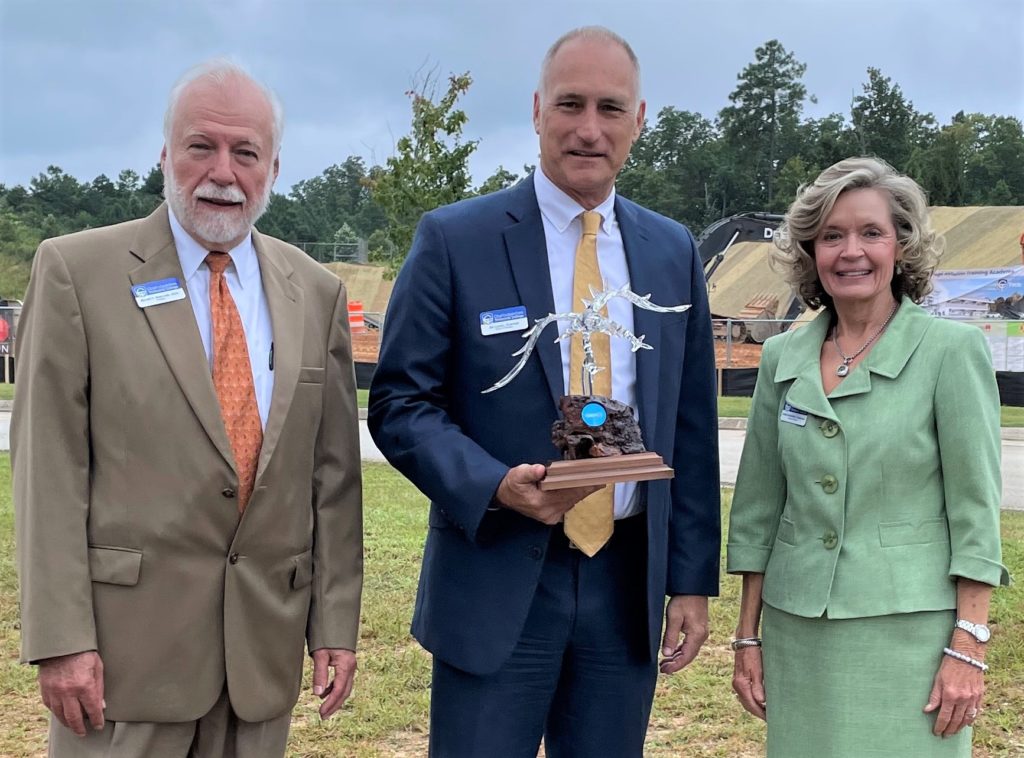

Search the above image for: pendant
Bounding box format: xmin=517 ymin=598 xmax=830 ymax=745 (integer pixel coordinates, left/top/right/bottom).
xmin=836 ymin=364 xmax=850 ymax=377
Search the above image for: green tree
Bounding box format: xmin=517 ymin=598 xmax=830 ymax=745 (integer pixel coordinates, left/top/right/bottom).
xmin=333 ymin=222 xmax=359 ymax=244
xmin=774 ymin=155 xmax=818 ymax=209
xmin=851 ymin=68 xmax=935 ymax=171
xmin=475 ymin=166 xmax=520 ymax=195
xmin=965 ymin=115 xmax=1024 ymax=204
xmin=719 ymin=40 xmax=811 ymax=208
xmin=0 ymin=201 xmax=42 ymax=263
xmin=795 ymin=113 xmax=858 ymax=174
xmin=619 ymin=107 xmax=720 ymax=228
xmin=256 ymin=192 xmax=300 ymax=241
xmin=141 ymin=164 xmax=164 ymax=196
xmin=367 ymin=71 xmax=478 ymax=273
xmin=26 ymin=166 xmax=86 ymax=232
xmin=908 ymin=113 xmax=976 ymax=205
xmin=287 ymin=156 xmax=385 ymax=242
xmin=988 ymin=179 xmax=1014 ymax=205
xmin=83 ymin=174 xmax=117 ymax=221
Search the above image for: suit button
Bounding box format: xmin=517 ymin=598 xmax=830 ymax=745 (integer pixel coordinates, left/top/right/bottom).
xmin=820 ymin=474 xmax=839 ymax=494
xmin=820 ymin=420 xmax=839 ymax=438
xmin=228 ymin=552 xmax=240 ymax=564
xmin=822 ymin=530 xmax=838 ymax=550
xmin=222 ymin=488 xmax=236 ymax=499
xmin=528 ymin=546 xmax=543 ymax=560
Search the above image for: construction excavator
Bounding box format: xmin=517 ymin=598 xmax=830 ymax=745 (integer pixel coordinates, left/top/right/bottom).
xmin=695 ymin=212 xmax=802 ymax=343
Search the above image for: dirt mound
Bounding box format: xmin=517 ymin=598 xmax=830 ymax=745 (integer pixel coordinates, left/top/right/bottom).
xmin=321 ymin=262 xmax=393 ymax=315
xmin=706 ymin=206 xmax=1024 ymax=320
xmin=325 ymin=207 xmax=1024 ymax=368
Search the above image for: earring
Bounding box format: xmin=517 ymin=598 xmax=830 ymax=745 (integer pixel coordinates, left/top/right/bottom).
xmin=895 ymin=262 xmax=903 ymax=275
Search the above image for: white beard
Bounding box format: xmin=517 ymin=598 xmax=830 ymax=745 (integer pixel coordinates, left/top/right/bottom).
xmin=163 ymin=163 xmax=273 ymax=247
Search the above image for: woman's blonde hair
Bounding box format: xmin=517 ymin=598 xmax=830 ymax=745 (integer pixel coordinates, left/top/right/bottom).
xmin=773 ymin=157 xmax=942 ymax=311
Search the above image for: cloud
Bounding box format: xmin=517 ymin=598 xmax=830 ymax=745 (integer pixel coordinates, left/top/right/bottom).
xmin=2 ymin=0 xmax=1021 ymax=194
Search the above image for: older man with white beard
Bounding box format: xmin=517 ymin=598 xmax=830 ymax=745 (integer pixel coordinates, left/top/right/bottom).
xmin=12 ymin=59 xmax=364 ymax=758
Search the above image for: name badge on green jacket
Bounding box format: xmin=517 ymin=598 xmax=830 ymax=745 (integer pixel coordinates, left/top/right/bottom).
xmin=780 ymin=401 xmax=808 ymax=427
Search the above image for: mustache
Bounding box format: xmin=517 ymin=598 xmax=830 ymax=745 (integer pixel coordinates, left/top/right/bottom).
xmin=194 ymin=183 xmax=246 ymax=204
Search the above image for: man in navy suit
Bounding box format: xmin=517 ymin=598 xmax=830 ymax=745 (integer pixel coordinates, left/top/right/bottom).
xmin=369 ymin=25 xmax=720 ymax=757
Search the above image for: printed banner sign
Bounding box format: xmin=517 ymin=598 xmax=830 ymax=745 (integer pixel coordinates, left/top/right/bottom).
xmin=921 ymin=266 xmax=1024 ymax=320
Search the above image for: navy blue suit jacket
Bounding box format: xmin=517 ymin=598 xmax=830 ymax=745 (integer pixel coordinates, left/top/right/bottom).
xmin=368 ymin=177 xmax=720 ymax=675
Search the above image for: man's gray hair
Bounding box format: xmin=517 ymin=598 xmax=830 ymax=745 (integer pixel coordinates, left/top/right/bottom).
xmin=538 ymin=26 xmax=642 ymax=105
xmin=163 ymin=58 xmax=284 ymax=155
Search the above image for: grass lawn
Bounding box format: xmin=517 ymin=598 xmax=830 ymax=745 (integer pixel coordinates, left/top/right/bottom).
xmin=0 ymin=384 xmax=13 ymax=401
xmin=1 ymin=462 xmax=1022 ymax=756
xmin=357 ymin=388 xmax=368 ymax=409
xmin=718 ymin=395 xmax=752 ymax=418
xmin=1001 ymin=404 xmax=1024 ymax=427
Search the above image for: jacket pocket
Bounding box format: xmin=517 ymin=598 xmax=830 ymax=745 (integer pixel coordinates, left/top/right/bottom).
xmin=879 ymin=517 xmax=948 ymax=547
xmin=775 ymin=516 xmax=797 ymax=546
xmin=298 ymin=367 xmax=325 ymax=384
xmin=291 ymin=550 xmax=314 ymax=589
xmin=88 ymin=545 xmax=143 ymax=586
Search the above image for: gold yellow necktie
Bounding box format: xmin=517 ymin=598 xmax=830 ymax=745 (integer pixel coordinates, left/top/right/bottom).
xmin=563 ymin=210 xmax=614 ymax=556
xmin=207 ymin=252 xmax=263 ymax=513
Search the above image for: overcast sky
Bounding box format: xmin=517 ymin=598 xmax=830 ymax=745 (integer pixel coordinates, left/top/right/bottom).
xmin=2 ymin=0 xmax=1022 ymax=195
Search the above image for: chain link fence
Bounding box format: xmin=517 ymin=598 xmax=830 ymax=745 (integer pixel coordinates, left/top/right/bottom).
xmin=293 ymin=240 xmax=369 ymax=264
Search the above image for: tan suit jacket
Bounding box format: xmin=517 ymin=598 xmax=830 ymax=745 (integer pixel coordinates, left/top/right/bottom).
xmin=12 ymin=204 xmax=363 ymax=723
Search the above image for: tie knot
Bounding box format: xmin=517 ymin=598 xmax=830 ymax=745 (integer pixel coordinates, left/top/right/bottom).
xmin=206 ymin=251 xmax=231 ymax=275
xmin=581 ymin=211 xmax=601 ymax=237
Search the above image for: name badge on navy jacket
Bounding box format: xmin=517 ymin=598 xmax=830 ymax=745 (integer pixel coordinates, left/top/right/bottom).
xmin=480 ymin=306 xmax=529 ymax=336
xmin=132 ymin=278 xmax=186 ymax=308
xmin=780 ymin=402 xmax=808 ymax=427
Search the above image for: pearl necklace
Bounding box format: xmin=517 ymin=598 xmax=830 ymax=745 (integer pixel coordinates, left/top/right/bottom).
xmin=831 ymin=302 xmax=899 ymax=377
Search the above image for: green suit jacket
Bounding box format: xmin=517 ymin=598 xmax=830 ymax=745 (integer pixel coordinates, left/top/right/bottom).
xmin=12 ymin=205 xmax=364 ymax=722
xmin=727 ymin=298 xmax=1009 ymax=619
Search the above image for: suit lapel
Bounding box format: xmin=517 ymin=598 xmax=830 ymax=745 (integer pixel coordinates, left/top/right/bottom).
xmin=826 ymin=297 xmax=930 ymax=399
xmin=773 ymin=301 xmax=930 ymax=417
xmin=773 ymin=311 xmax=839 ymax=422
xmin=253 ymin=232 xmax=303 ymax=480
xmin=128 ymin=205 xmax=235 ymax=469
xmin=617 ymin=198 xmax=660 ymax=447
xmin=502 ymin=178 xmax=563 ymax=409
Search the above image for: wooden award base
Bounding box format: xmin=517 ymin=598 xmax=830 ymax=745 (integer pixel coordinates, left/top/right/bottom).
xmin=539 ymin=452 xmax=674 ymax=491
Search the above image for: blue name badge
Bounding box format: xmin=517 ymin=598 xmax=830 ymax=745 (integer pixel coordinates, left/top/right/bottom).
xmin=480 ymin=305 xmax=529 ymax=336
xmin=132 ymin=278 xmax=186 ymax=308
xmin=780 ymin=401 xmax=808 ymax=427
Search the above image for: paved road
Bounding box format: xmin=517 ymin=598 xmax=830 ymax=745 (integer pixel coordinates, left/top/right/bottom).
xmin=1 ymin=413 xmax=1018 ymax=512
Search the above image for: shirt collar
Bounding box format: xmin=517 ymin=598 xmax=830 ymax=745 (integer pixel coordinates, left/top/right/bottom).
xmin=534 ymin=168 xmax=616 ymax=234
xmin=167 ymin=205 xmax=257 ymax=288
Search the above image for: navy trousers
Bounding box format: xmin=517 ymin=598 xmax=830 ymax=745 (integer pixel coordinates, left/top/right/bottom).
xmin=429 ymin=513 xmax=658 ymax=757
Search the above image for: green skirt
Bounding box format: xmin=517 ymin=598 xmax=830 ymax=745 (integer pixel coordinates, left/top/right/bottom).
xmin=761 ymin=604 xmax=970 ymax=758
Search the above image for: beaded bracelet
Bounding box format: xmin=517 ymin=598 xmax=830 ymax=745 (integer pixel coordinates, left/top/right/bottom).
xmin=730 ymin=637 xmax=762 ymax=651
xmin=943 ymin=647 xmax=989 ymax=672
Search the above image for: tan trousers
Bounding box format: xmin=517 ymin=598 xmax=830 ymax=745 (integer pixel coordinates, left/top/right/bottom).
xmin=48 ymin=687 xmax=291 ymax=758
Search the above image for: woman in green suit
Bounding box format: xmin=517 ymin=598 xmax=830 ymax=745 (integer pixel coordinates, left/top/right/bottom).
xmin=727 ymin=157 xmax=1010 ymax=757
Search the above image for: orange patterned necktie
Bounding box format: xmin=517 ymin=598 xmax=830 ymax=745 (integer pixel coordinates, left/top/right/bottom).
xmin=563 ymin=210 xmax=614 ymax=556
xmin=206 ymin=251 xmax=263 ymax=513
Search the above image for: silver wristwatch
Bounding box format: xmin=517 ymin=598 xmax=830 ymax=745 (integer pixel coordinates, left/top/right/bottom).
xmin=955 ymin=619 xmax=992 ymax=643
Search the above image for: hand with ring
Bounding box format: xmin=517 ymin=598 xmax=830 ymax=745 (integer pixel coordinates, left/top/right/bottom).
xmin=924 ymin=654 xmax=985 ymax=736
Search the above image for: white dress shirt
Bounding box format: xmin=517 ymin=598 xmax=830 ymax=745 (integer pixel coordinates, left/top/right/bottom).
xmin=534 ymin=169 xmax=640 ymax=519
xmin=168 ymin=207 xmax=274 ymax=429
